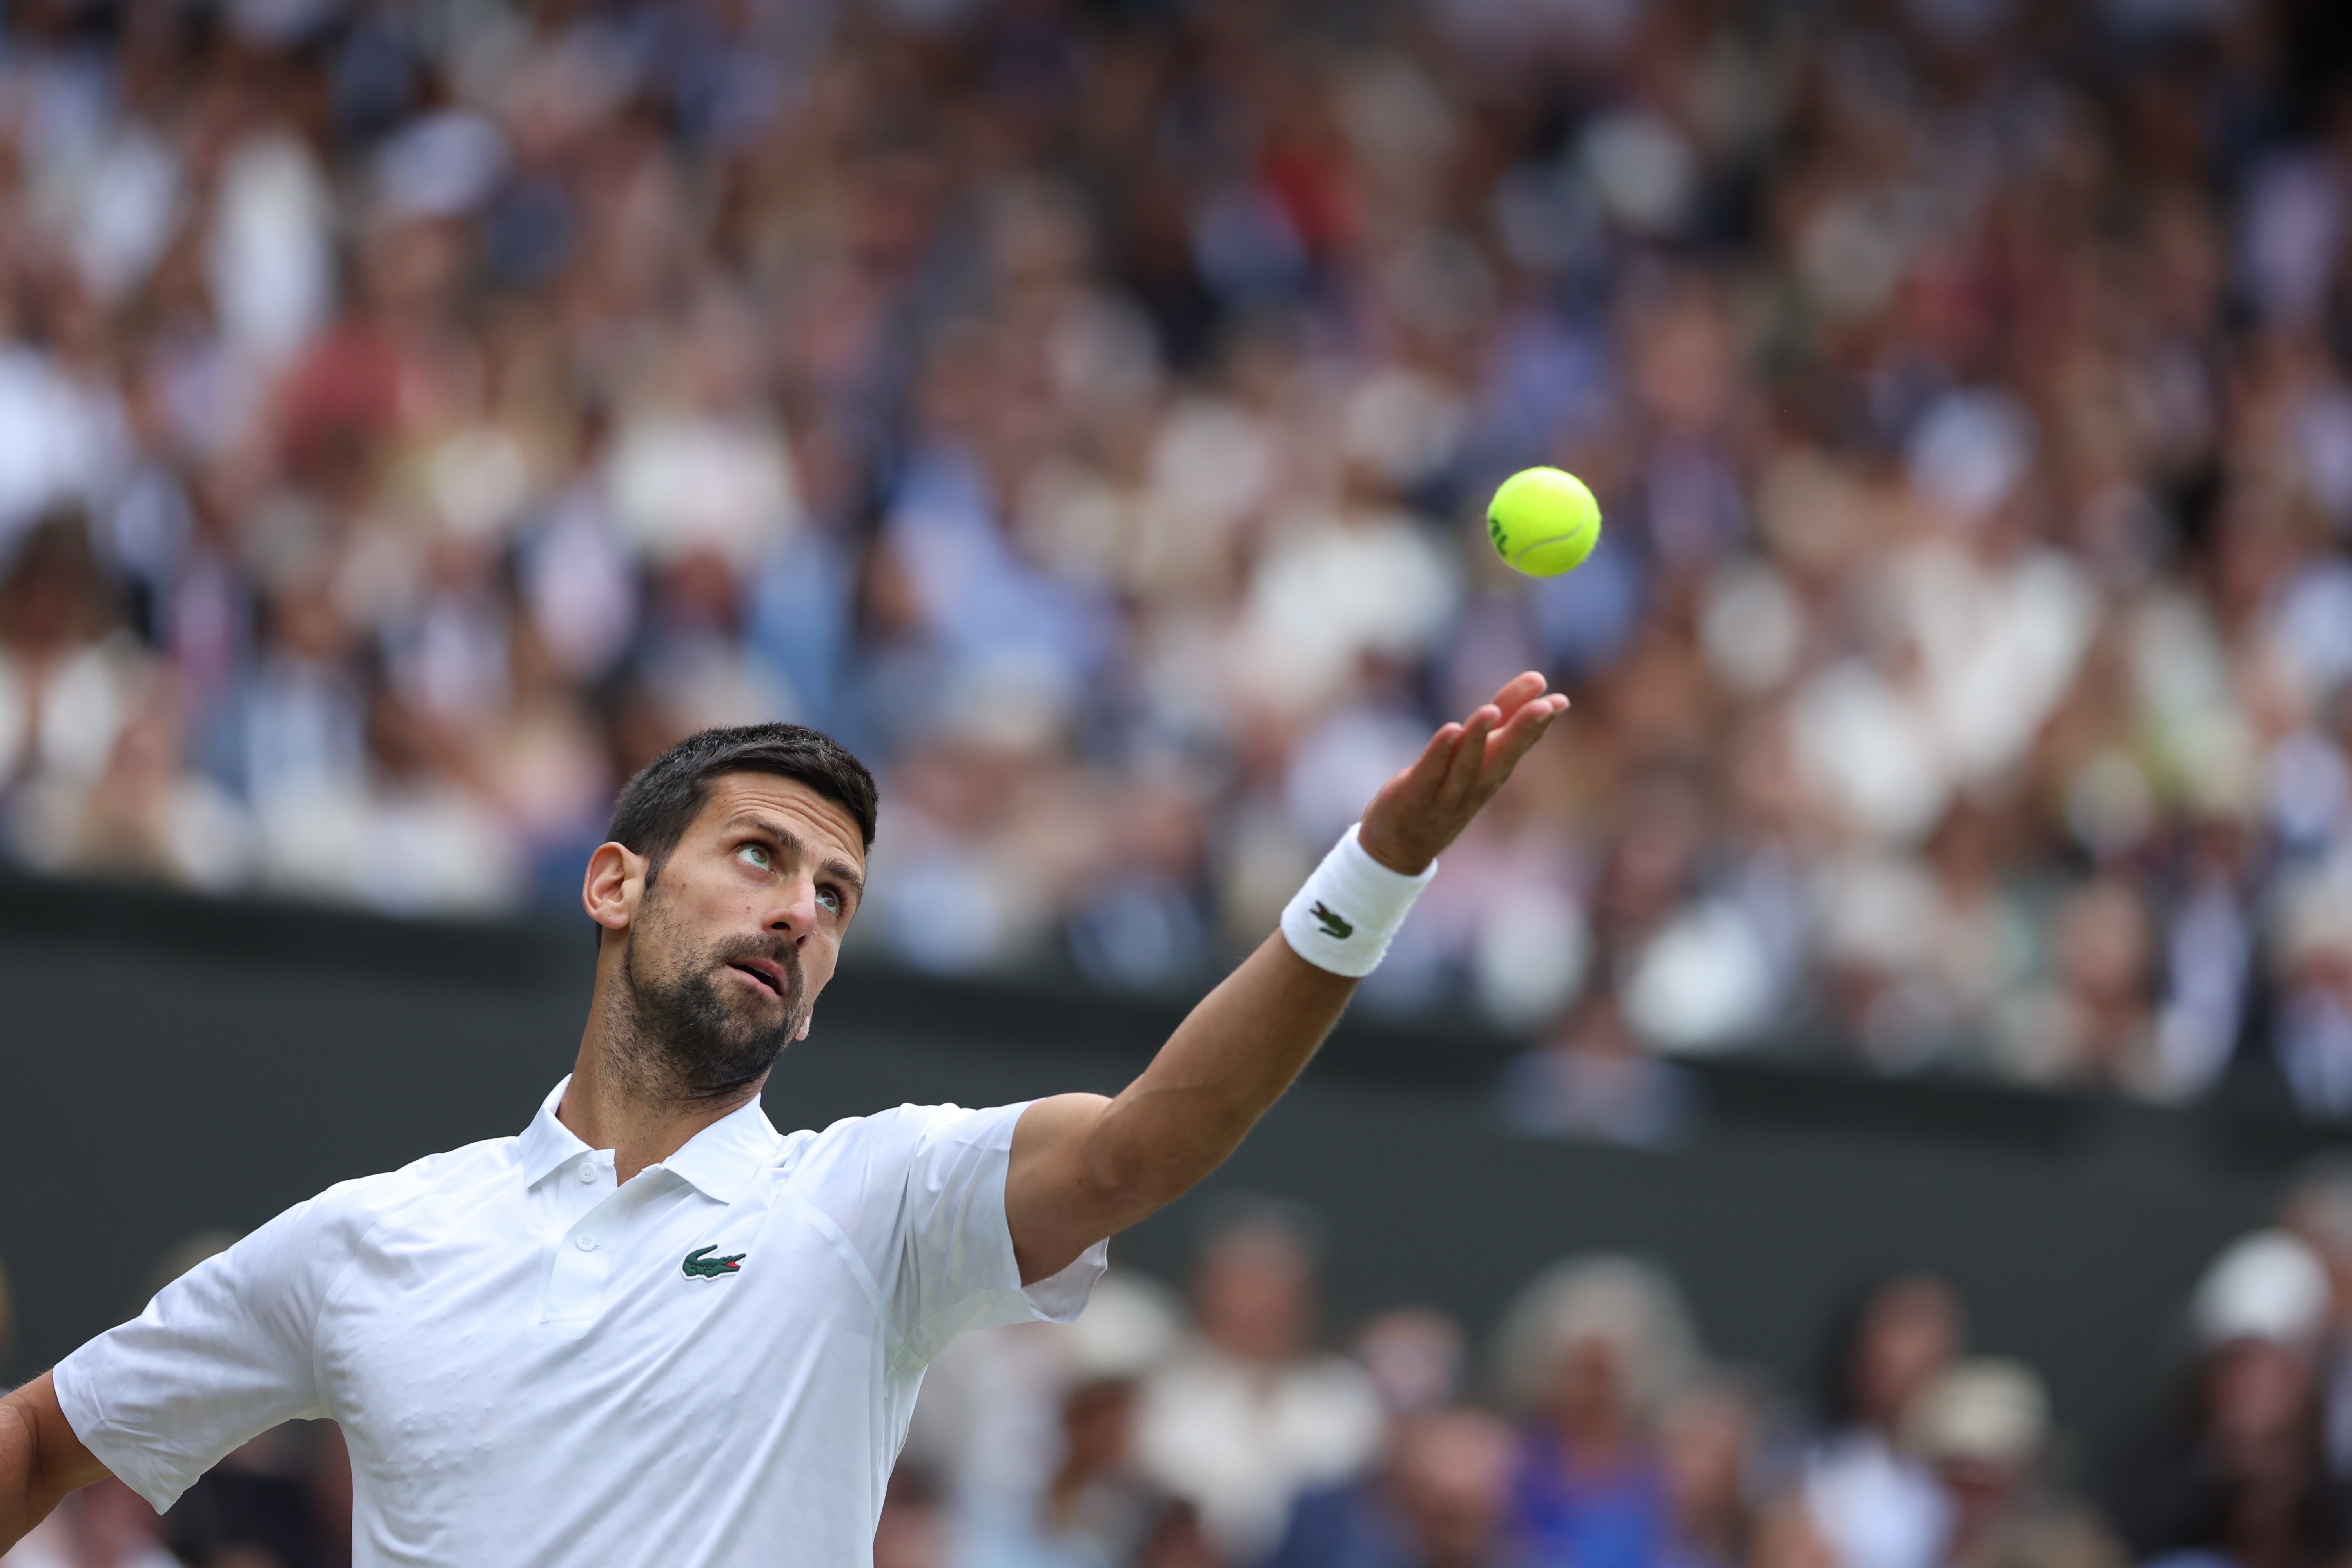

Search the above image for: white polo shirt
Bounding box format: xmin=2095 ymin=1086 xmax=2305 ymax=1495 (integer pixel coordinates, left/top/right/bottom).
xmin=53 ymin=1079 xmax=1106 ymax=1567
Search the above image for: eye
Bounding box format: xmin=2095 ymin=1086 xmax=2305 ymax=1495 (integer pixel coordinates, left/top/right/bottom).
xmin=817 ymin=887 xmax=843 ymax=915
xmin=735 ymin=843 xmax=772 ymax=871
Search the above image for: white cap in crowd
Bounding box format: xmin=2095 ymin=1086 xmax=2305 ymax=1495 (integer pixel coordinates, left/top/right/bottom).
xmin=1904 ymin=1358 xmax=2050 ymax=1469
xmin=1065 ymin=1269 xmax=1187 ymax=1385
xmin=2190 ymin=1229 xmax=2330 ymax=1349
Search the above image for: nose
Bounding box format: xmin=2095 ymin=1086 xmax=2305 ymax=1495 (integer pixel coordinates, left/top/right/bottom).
xmin=765 ymin=873 xmax=819 ymax=943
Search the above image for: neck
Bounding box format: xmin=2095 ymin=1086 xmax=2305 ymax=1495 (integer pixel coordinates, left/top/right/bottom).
xmin=561 ymin=985 xmax=769 ymax=1183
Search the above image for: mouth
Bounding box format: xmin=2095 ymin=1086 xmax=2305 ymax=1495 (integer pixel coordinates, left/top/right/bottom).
xmin=725 ymin=958 xmax=788 ymax=999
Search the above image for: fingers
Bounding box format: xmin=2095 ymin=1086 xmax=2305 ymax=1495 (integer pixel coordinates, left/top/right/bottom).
xmin=1419 ymin=675 xmax=1560 ymax=807
xmin=1390 ymin=720 xmax=1463 ymax=807
xmin=1437 ymin=704 xmax=1502 ymax=810
xmin=1473 ymin=692 xmax=1569 ymax=795
xmin=1377 ymin=679 xmax=1565 ymax=830
xmin=1490 ymin=691 xmax=1568 ymax=756
xmin=1364 ymin=685 xmax=1567 ymax=870
xmin=1463 ymin=673 xmax=1556 ymax=782
xmin=1487 ymin=670 xmax=1550 ymax=720
xmin=1496 ymin=690 xmax=1570 ymax=740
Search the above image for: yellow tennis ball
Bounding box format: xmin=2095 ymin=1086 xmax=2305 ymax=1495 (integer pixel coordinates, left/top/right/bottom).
xmin=1486 ymin=466 xmax=1601 ymax=577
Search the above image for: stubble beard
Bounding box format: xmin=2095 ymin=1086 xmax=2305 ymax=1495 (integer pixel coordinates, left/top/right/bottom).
xmin=617 ymin=891 xmax=811 ymax=1103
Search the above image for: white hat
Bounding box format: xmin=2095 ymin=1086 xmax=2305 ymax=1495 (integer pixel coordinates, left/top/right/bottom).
xmin=2191 ymin=1230 xmax=2330 ymax=1348
xmin=1064 ymin=1271 xmax=1185 ymax=1384
xmin=1905 ymin=1359 xmax=2049 ymax=1466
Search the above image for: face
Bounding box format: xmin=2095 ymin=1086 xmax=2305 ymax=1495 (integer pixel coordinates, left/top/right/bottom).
xmin=1550 ymin=1337 xmax=1630 ymax=1441
xmin=598 ymin=773 xmax=866 ymax=1099
xmin=1853 ymin=1278 xmax=1961 ymax=1428
xmin=1060 ymin=1380 xmax=1137 ymax=1473
xmin=1393 ymin=1414 xmax=1513 ymax=1568
xmin=1354 ymin=1309 xmax=1466 ymax=1416
xmin=2206 ymin=1339 xmax=2316 ymax=1446
xmin=1194 ymin=1233 xmax=1314 ymax=1364
xmin=1661 ymin=1389 xmax=1752 ymax=1524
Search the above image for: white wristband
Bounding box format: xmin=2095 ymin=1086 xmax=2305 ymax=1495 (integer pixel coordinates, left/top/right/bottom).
xmin=1279 ymin=824 xmax=1437 ymax=978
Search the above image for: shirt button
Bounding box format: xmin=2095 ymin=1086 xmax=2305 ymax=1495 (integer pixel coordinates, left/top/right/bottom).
xmin=576 ymin=1234 xmax=597 ymax=1252
xmin=577 ymin=1163 xmax=596 ymax=1184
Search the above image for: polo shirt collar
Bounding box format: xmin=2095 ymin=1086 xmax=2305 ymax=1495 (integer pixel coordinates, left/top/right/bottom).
xmin=660 ymin=1092 xmax=784 ymax=1204
xmin=517 ymin=1075 xmax=782 ymax=1204
xmin=518 ymin=1077 xmax=587 ymax=1189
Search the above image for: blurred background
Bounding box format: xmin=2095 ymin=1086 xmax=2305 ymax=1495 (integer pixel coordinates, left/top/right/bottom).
xmin=9 ymin=0 xmax=2352 ymax=1564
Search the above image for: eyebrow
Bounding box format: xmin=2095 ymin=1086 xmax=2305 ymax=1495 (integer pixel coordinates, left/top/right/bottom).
xmin=729 ymin=814 xmax=866 ymax=902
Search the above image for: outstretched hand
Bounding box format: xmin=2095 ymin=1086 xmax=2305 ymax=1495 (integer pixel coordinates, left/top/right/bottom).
xmin=1357 ymin=672 xmax=1569 ymax=877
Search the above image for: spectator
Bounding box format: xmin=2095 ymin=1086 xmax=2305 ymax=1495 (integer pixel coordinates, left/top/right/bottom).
xmin=1134 ymin=1207 xmax=1386 ymax=1562
xmin=1904 ymin=1360 xmax=2121 ymax=1568
xmin=1803 ymin=1276 xmax=1967 ymax=1568
xmin=2280 ymin=1160 xmax=2352 ymax=1481
xmin=2109 ymin=1231 xmax=2351 ymax=1568
xmin=953 ymin=1273 xmax=1192 ymax=1568
xmin=1265 ymin=1410 xmax=1520 ymax=1568
xmin=1490 ymin=1256 xmax=1701 ymax=1568
xmin=1659 ymin=1377 xmax=1764 ymax=1568
xmin=165 ymin=1423 xmax=334 ymax=1568
xmin=12 ymin=674 xmax=254 ymax=892
xmin=0 ymin=513 xmax=147 ymax=830
xmin=1352 ymin=1311 xmax=1471 ymax=1422
xmin=878 ymin=1466 xmax=951 ymax=1568
xmin=960 ymin=1376 xmax=1188 ymax=1568
xmin=1992 ymin=879 xmax=2166 ymax=1097
xmin=2266 ymin=868 xmax=2352 ymax=1118
xmin=0 ymin=1478 xmax=178 ymax=1568
xmin=920 ymin=1271 xmax=1187 ymax=1541
xmin=1751 ymin=1497 xmax=1843 ymax=1568
xmin=1500 ymin=991 xmax=1695 ymax=1149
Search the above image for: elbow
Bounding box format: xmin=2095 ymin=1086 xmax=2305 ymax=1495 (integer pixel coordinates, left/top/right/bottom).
xmin=1080 ymin=1142 xmax=1194 ymax=1229
xmin=1063 ymin=1088 xmax=1245 ymax=1230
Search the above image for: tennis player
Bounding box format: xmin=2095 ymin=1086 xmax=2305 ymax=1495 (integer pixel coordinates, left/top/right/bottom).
xmin=0 ymin=672 xmax=1566 ymax=1566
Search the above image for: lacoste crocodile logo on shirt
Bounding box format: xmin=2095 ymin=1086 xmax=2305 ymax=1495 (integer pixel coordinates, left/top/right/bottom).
xmin=682 ymin=1245 xmax=745 ymax=1279
xmin=1311 ymin=901 xmax=1353 ymax=940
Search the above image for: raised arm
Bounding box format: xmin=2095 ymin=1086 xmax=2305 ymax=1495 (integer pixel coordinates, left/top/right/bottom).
xmin=1 ymin=1373 xmax=110 ymax=1551
xmin=1006 ymin=672 xmax=1570 ymax=1282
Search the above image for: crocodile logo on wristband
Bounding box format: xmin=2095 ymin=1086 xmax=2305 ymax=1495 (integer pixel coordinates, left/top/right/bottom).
xmin=1310 ymin=902 xmax=1354 ymax=940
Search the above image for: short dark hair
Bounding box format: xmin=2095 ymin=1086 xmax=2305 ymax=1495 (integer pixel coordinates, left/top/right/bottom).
xmin=607 ymin=724 xmax=878 ymax=876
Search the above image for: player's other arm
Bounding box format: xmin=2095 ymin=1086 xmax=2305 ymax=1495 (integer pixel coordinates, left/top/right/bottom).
xmin=0 ymin=1373 xmax=110 ymax=1550
xmin=1006 ymin=672 xmax=1569 ymax=1284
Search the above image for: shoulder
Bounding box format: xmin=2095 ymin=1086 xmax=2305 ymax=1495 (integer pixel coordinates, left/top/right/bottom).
xmin=812 ymin=1102 xmax=1022 ymax=1140
xmin=788 ymin=1103 xmax=1028 ymax=1169
xmin=768 ymin=1103 xmax=1033 ymax=1221
xmin=1283 ymin=1481 xmax=1378 ymax=1543
xmin=86 ymin=1137 xmax=525 ymax=1353
xmin=318 ymin=1132 xmax=517 ymax=1209
xmin=266 ymin=1134 xmax=521 ymax=1258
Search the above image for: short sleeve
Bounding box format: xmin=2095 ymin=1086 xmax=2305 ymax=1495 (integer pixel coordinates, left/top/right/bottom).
xmin=883 ymin=1102 xmax=1107 ymax=1367
xmin=52 ymin=1189 xmax=347 ymax=1512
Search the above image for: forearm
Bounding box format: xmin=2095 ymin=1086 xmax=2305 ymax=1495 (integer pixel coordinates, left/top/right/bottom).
xmin=0 ymin=1374 xmax=97 ymax=1552
xmin=1089 ymin=931 xmax=1355 ymax=1215
xmin=1009 ymin=933 xmax=1353 ymax=1278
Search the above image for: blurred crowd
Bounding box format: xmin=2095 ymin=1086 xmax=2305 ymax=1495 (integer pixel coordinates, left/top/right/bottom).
xmin=30 ymin=1163 xmax=2352 ymax=1568
xmin=9 ymin=0 xmax=2352 ymax=1101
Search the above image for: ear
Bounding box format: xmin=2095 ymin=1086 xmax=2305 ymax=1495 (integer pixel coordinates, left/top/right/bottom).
xmin=583 ymin=841 xmax=648 ymax=932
